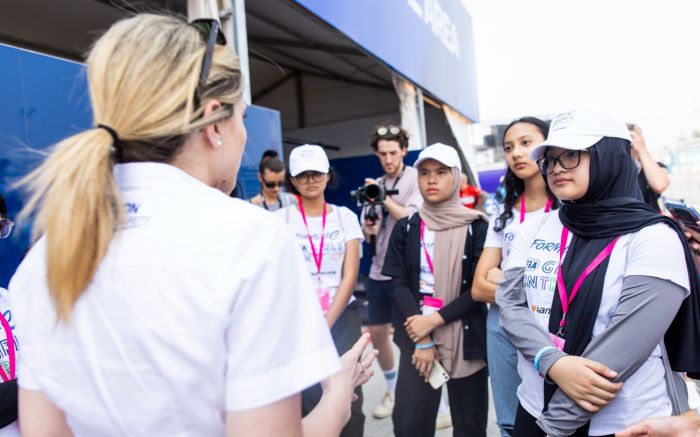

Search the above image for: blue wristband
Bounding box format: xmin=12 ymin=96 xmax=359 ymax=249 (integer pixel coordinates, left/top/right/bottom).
xmin=415 ymin=341 xmax=435 ymax=350
xmin=534 ymin=346 xmax=557 ymax=373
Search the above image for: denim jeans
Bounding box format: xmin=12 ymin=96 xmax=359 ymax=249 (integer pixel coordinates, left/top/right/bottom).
xmin=487 ymin=304 xmax=521 ymax=437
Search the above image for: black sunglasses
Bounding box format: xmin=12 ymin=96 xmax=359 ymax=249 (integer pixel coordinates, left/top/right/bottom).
xmin=537 ymin=149 xmax=584 ymax=176
xmin=0 ymin=218 xmax=13 ymax=239
xmin=262 ymin=180 xmax=284 ymax=189
xmin=190 ymin=19 xmax=227 ymax=108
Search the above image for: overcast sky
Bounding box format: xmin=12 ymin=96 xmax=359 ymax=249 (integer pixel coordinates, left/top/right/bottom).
xmin=464 ymin=0 xmax=700 ymax=152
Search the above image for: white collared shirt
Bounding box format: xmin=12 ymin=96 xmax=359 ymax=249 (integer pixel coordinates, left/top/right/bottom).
xmin=10 ymin=163 xmax=340 ymax=437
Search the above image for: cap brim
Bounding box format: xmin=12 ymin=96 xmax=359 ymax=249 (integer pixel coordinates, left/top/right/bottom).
xmin=530 ymin=134 xmax=603 ymax=160
xmin=413 ymin=156 xmax=461 ymax=171
xmin=290 ymin=164 xmax=329 ymax=177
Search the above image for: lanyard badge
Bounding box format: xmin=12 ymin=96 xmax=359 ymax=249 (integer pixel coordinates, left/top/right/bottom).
xmin=551 ymin=227 xmax=619 ymax=350
xmin=298 ymin=201 xmax=330 ymax=313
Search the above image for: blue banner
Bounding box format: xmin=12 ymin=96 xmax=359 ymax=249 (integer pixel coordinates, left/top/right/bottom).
xmin=293 ymin=0 xmax=479 ymax=121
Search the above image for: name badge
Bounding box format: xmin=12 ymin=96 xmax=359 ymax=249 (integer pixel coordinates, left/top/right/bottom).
xmin=422 ymin=296 xmax=444 ymax=316
xmin=316 ymin=288 xmax=330 ymax=314
xmin=549 ymin=333 xmax=566 ymax=351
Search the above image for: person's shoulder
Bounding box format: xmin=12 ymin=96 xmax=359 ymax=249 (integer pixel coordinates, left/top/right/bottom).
xmin=336 ymin=205 xmax=359 ymax=219
xmin=631 ymin=221 xmax=682 ymax=248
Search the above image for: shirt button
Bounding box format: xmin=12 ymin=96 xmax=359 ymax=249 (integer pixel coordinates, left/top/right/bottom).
xmin=462 ymin=280 xmax=467 ymax=284
xmin=462 ymin=255 xmax=467 ymax=260
xmin=464 ymin=325 xmax=470 ymax=330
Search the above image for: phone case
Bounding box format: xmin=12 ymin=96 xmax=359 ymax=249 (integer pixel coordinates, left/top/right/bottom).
xmin=428 ymin=360 xmax=450 ymax=389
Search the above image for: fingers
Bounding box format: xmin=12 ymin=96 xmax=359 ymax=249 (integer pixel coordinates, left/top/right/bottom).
xmin=583 ymin=358 xmax=619 ymax=379
xmin=360 ymin=349 xmax=378 ymax=372
xmin=346 ymin=333 xmax=371 ymax=363
xmin=615 ymin=422 xmax=650 ymax=436
xmin=404 ymin=316 xmax=418 ymax=326
xmin=576 ymin=399 xmax=602 ymax=413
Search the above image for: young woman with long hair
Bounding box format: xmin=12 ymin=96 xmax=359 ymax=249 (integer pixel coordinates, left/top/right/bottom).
xmin=276 ymin=144 xmax=366 ymax=436
xmin=8 ymin=14 xmax=374 ymax=436
xmin=498 ymin=109 xmax=699 ymax=437
xmin=383 ymin=143 xmax=489 ymax=437
xmin=472 ymin=117 xmax=556 ymax=437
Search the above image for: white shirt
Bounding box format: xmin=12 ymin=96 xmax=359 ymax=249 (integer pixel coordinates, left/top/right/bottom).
xmin=9 ymin=163 xmax=340 ymax=437
xmin=507 ymin=212 xmax=690 ymax=435
xmin=419 ymin=226 xmax=436 ymax=295
xmin=484 ymin=204 xmax=550 ymax=265
xmin=0 ymin=288 xmax=18 ymax=437
xmin=276 ymin=205 xmax=363 ymax=306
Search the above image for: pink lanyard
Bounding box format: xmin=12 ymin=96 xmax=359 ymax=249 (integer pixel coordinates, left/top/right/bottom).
xmin=298 ymin=201 xmax=327 ymax=278
xmin=419 ymin=220 xmax=434 ymax=274
xmin=0 ymin=312 xmax=15 ymax=382
xmin=519 ymin=196 xmax=553 ymax=224
xmin=555 ymin=227 xmax=620 ymax=333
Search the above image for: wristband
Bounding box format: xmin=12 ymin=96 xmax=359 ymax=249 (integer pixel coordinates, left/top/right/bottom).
xmin=534 ymin=346 xmax=557 ymax=373
xmin=415 ymin=341 xmax=435 ymax=350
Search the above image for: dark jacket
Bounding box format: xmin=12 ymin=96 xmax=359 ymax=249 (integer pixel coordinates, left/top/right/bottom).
xmin=381 ymin=212 xmax=488 ymax=361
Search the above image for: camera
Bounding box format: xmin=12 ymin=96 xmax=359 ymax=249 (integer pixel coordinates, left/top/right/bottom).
xmin=350 ymin=183 xmax=399 ymax=225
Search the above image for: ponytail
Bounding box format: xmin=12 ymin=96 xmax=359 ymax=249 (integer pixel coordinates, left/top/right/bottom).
xmin=18 ymin=128 xmax=122 ymax=319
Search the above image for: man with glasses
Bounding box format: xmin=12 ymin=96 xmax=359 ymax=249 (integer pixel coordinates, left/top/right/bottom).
xmin=249 ymin=151 xmax=297 ymax=212
xmin=362 ymin=124 xmax=423 ymax=420
xmin=0 ymin=193 xmax=18 ymax=435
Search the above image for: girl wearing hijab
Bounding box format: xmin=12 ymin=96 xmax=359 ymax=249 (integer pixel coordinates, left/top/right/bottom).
xmin=498 ymin=109 xmax=700 ymax=437
xmin=473 ymin=117 xmax=556 ymax=437
xmin=382 ymin=143 xmax=489 ymax=437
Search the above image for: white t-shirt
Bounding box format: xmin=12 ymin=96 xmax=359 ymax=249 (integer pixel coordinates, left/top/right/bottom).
xmin=484 ymin=204 xmax=550 ymax=265
xmin=276 ymin=205 xmax=363 ymax=307
xmin=506 ymin=212 xmax=690 ymax=435
xmin=0 ymin=288 xmax=19 ymax=437
xmin=419 ymin=227 xmax=436 ymax=296
xmin=9 ymin=163 xmax=340 ymax=437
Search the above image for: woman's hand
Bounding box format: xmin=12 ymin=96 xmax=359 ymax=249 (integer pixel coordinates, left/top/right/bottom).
xmin=486 ymin=267 xmax=504 ymax=285
xmin=321 ymin=333 xmax=378 ymax=402
xmin=411 ymin=345 xmax=437 ymax=381
xmin=405 ymin=313 xmax=444 ymax=342
xmin=546 ymin=356 xmax=623 ymax=413
xmin=615 ymin=410 xmax=700 ymax=437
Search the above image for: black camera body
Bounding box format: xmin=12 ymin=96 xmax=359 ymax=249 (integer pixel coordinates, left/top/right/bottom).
xmin=350 ymin=183 xmax=399 ymax=225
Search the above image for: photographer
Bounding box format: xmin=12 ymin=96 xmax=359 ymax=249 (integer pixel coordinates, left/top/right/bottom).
xmin=361 ymin=125 xmax=422 ymax=419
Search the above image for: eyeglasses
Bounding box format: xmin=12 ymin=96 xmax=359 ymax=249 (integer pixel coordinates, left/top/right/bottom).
xmin=262 ymin=179 xmax=284 ymax=189
xmin=190 ymin=19 xmax=227 ymax=108
xmin=0 ymin=218 xmax=13 ymax=239
xmin=537 ymin=149 xmax=584 ymax=175
xmin=293 ymin=171 xmax=326 ymax=184
xmin=376 ymin=126 xmax=401 ymax=136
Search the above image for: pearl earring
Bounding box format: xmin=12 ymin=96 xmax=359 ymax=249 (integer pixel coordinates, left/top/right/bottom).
xmin=216 ymin=139 xmax=222 ymax=147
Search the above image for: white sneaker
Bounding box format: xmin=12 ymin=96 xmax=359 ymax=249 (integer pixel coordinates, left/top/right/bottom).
xmin=435 ymin=411 xmax=452 ymax=430
xmin=372 ymin=390 xmax=395 ymax=419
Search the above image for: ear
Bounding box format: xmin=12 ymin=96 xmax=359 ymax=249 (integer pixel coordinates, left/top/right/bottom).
xmin=202 ymin=100 xmax=224 ymax=149
xmin=289 ymin=176 xmax=299 ymax=191
xmin=400 ymin=148 xmax=408 ymax=158
xmin=257 ymin=172 xmax=263 ymax=183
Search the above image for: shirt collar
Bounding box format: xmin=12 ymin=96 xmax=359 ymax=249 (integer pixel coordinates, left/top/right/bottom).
xmin=114 ymin=162 xmax=211 ymax=192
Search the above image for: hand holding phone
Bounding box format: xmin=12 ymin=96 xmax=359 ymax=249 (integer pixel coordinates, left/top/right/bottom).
xmin=428 ymin=360 xmax=450 ymax=389
xmin=664 ymin=201 xmax=700 ymax=231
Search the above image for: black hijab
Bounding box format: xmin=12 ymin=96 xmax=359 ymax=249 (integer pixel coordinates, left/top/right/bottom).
xmin=543 ymin=138 xmax=700 ymax=422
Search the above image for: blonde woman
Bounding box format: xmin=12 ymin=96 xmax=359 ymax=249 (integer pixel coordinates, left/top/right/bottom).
xmin=9 ymin=14 xmax=374 ymax=437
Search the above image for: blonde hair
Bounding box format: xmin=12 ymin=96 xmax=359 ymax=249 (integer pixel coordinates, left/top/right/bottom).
xmin=18 ymin=14 xmax=244 ymax=320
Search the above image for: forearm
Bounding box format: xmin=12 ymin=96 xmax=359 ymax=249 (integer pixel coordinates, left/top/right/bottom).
xmin=496 ymin=267 xmax=554 ymax=362
xmin=327 ymin=280 xmax=355 ymax=327
xmin=393 ymin=282 xmax=421 ymax=320
xmin=537 ymin=276 xmax=687 ymax=436
xmin=302 ymin=390 xmax=348 ymax=437
xmin=638 ymin=152 xmax=669 ymax=193
xmin=383 ymin=197 xmax=408 ymax=220
xmin=472 ymin=275 xmax=498 ymax=303
xmin=438 ymin=289 xmax=479 ymax=323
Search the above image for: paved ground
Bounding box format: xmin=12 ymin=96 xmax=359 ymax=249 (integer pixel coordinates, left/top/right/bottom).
xmin=362 ymin=343 xmax=501 ymax=437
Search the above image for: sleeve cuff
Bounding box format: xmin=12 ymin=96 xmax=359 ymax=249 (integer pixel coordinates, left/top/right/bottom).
xmin=538 ymin=349 xmax=567 ymax=383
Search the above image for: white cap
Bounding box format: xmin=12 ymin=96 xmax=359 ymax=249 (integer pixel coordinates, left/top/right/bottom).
xmin=530 ymin=109 xmax=632 ymax=159
xmin=289 ymin=144 xmax=330 ymax=177
xmin=413 ymin=143 xmax=462 ymax=171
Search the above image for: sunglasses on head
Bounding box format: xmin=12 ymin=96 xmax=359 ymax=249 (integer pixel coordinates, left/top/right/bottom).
xmin=376 ymin=126 xmax=401 ymax=136
xmin=190 ymin=19 xmax=227 ymax=108
xmin=0 ymin=218 xmax=13 ymax=239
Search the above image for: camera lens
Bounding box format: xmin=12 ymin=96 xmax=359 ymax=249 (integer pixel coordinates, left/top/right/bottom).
xmin=365 ymin=184 xmax=380 ymax=200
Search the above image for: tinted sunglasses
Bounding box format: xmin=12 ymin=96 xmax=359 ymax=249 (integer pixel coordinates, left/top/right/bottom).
xmin=262 ymin=180 xmax=284 ymax=189
xmin=376 ymin=125 xmax=401 ymax=136
xmin=190 ymin=19 xmax=227 ymax=108
xmin=537 ymin=149 xmax=584 ymax=176
xmin=0 ymin=218 xmax=13 ymax=239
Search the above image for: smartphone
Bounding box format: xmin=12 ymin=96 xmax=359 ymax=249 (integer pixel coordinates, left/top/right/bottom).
xmin=665 ymin=201 xmax=700 ymax=230
xmin=428 ymin=360 xmax=450 ymax=389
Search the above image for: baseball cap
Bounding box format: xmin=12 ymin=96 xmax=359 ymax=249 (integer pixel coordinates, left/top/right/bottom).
xmin=289 ymin=144 xmax=330 ymax=177
xmin=530 ymin=109 xmax=632 ymax=160
xmin=414 ymin=143 xmax=462 ymax=171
